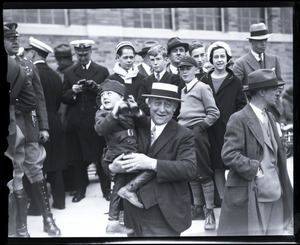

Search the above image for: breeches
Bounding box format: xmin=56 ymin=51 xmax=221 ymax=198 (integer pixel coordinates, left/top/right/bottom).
xmin=12 ymin=125 xmax=46 ymax=191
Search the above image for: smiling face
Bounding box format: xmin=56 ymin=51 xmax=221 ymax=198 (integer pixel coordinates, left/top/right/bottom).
xmin=100 ymin=90 xmax=123 ymax=110
xmin=179 ymin=65 xmax=196 ymax=83
xmin=148 ymin=98 xmax=178 ymax=125
xmin=212 ymin=48 xmax=227 ymax=72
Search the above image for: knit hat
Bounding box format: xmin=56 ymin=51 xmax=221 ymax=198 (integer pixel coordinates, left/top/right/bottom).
xmin=207 ymin=41 xmax=232 ymax=64
xmin=115 ymin=41 xmax=135 ymax=55
xmin=99 ymin=79 xmax=126 ymax=97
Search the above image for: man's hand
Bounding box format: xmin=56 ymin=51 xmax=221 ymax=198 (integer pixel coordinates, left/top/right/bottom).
xmin=39 ymin=130 xmax=50 ymax=143
xmin=72 ymin=84 xmax=84 ymax=94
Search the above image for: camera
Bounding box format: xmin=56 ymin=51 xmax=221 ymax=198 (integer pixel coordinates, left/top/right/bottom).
xmin=77 ymin=79 xmax=97 ymax=89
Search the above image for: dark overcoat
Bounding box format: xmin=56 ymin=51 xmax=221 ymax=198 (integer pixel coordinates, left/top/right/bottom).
xmin=124 ymin=118 xmax=197 ymax=234
xmin=36 ymin=62 xmax=67 ymax=173
xmin=218 ymin=105 xmax=293 ymax=235
xmin=62 ymin=61 xmax=109 ymax=163
xmin=201 ymin=68 xmax=247 ymax=169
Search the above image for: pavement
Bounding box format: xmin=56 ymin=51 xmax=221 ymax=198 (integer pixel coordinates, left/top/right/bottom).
xmin=22 ymin=156 xmax=293 ymax=239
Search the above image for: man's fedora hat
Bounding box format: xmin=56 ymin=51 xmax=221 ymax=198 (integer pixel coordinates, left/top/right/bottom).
xmin=178 ymin=56 xmax=197 ymax=68
xmin=137 ymin=40 xmax=160 ymax=56
xmin=247 ymin=23 xmax=273 ymax=40
xmin=167 ymin=37 xmax=189 ymax=54
xmin=142 ymin=82 xmax=183 ymax=102
xmin=70 ymin=40 xmax=95 ymax=53
xmin=54 ymin=44 xmax=73 ymax=58
xmin=25 ymin=36 xmax=53 ymax=57
xmin=4 ymin=22 xmax=20 ymax=38
xmin=242 ymin=69 xmax=285 ymax=92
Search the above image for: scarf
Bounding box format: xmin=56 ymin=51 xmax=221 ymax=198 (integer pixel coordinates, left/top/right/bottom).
xmin=113 ymin=62 xmax=139 ymax=84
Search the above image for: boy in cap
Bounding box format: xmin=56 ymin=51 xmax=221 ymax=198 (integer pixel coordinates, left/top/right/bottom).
xmin=177 ymin=56 xmax=220 ymax=230
xmin=108 ymin=41 xmax=145 ymax=100
xmin=54 ymin=43 xmax=75 ymax=79
xmin=95 ymin=79 xmax=154 ymax=234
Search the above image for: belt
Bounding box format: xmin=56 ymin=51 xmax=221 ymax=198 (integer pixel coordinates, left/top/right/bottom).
xmin=108 ymin=129 xmax=136 ymax=146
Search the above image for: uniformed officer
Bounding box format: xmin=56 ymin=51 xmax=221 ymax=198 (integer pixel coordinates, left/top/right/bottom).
xmin=62 ymin=40 xmax=111 ymax=203
xmin=4 ymin=22 xmax=61 ymax=237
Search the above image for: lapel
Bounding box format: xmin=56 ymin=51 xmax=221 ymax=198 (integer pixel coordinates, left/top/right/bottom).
xmin=243 ymin=105 xmax=265 ymax=148
xmin=263 ymin=53 xmax=274 ymax=69
xmin=74 ymin=61 xmax=97 ymax=79
xmin=215 ymin=71 xmax=232 ymax=94
xmin=150 ymin=120 xmax=176 ymax=157
xmin=245 ymin=51 xmax=261 ymax=71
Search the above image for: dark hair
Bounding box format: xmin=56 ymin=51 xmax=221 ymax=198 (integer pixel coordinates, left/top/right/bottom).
xmin=209 ymin=46 xmax=232 ymax=64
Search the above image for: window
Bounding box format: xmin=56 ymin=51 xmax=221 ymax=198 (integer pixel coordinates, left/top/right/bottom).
xmin=191 ymin=8 xmax=222 ymax=31
xmin=281 ymin=8 xmax=293 ymax=34
xmin=3 ymin=9 xmax=67 ymax=25
xmin=133 ymin=8 xmax=172 ymax=29
xmin=237 ymin=8 xmax=265 ymax=32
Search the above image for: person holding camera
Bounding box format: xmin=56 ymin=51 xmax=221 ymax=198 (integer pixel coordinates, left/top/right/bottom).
xmin=62 ymin=40 xmax=111 ymax=203
xmin=94 ymin=79 xmax=150 ymax=234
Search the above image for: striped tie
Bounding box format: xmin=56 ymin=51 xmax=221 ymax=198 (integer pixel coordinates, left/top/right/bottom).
xmin=150 ymin=126 xmax=156 ymax=146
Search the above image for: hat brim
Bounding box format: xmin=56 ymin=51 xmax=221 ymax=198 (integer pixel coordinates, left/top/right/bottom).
xmin=168 ymin=43 xmax=189 ymax=53
xmin=242 ymin=80 xmax=286 ymax=92
xmin=247 ymin=33 xmax=273 ymax=40
xmin=142 ymin=94 xmax=183 ymax=102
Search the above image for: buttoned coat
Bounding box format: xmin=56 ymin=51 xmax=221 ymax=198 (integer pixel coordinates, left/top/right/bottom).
xmin=233 ymin=51 xmax=283 ymax=86
xmin=201 ymin=68 xmax=247 ymax=169
xmin=124 ymin=118 xmax=197 ymax=234
xmin=36 ymin=62 xmax=67 ymax=173
xmin=62 ymin=61 xmax=109 ymax=163
xmin=218 ymin=104 xmax=293 ymax=235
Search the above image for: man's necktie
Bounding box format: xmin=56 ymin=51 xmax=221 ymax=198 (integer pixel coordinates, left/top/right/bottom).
xmin=156 ymin=73 xmax=160 ymax=81
xmin=258 ymin=54 xmax=263 ymax=67
xmin=150 ymin=126 xmax=156 ymax=146
xmin=262 ymin=110 xmax=270 ymax=138
xmin=83 ymin=65 xmax=87 ymax=70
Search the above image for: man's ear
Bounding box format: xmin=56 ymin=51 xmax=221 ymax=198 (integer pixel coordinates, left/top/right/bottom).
xmin=145 ymin=98 xmax=150 ymax=107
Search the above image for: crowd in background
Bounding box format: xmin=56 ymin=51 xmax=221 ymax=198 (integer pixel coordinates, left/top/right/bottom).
xmin=5 ymin=20 xmax=293 ymax=238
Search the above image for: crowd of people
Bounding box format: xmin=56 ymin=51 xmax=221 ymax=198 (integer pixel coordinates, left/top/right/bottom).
xmin=5 ymin=20 xmax=294 ymax=238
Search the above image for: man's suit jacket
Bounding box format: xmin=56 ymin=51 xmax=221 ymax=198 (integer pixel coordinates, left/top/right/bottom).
xmin=132 ymin=119 xmax=197 ymax=233
xmin=218 ymin=104 xmax=293 ymax=235
xmin=233 ymin=51 xmax=283 ymax=86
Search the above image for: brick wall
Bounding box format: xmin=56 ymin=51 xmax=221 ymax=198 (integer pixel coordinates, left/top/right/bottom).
xmin=17 ymin=34 xmax=293 ymax=86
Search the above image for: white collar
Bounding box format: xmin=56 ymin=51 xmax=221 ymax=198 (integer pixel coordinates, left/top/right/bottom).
xmin=82 ymin=60 xmax=91 ymax=70
xmin=141 ymin=62 xmax=152 ymax=75
xmin=251 ymin=50 xmax=264 ymax=61
xmin=169 ymin=64 xmax=179 ymax=74
xmin=155 ymin=69 xmax=166 ymax=79
xmin=151 ymin=120 xmax=168 ymax=140
xmin=186 ymin=78 xmax=198 ymax=92
xmin=249 ymin=103 xmax=265 ymax=123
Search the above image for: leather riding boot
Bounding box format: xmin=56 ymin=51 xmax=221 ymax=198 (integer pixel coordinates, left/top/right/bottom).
xmin=31 ymin=179 xmax=61 ymax=237
xmin=204 ymin=206 xmax=216 ymax=230
xmin=13 ymin=189 xmax=30 ymax=237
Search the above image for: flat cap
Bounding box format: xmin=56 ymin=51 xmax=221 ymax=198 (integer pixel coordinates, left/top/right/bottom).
xmin=178 ymin=56 xmax=197 ymax=68
xmin=115 ymin=41 xmax=135 ymax=54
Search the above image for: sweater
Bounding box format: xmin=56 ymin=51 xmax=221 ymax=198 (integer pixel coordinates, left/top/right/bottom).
xmin=177 ymin=80 xmax=220 ymax=129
